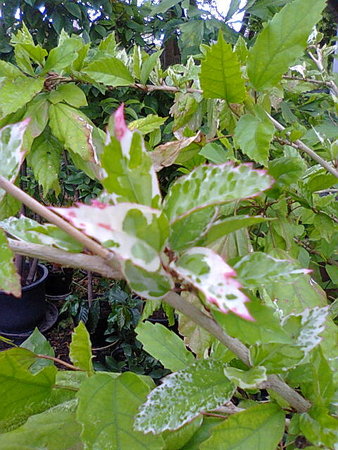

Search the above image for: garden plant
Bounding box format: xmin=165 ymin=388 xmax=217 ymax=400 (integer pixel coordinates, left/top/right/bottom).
xmin=0 ymin=0 xmax=337 ymax=448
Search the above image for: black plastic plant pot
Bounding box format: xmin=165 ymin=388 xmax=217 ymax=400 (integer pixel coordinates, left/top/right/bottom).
xmin=45 ymin=267 xmax=73 ymax=299
xmin=0 ymin=264 xmax=49 ymax=334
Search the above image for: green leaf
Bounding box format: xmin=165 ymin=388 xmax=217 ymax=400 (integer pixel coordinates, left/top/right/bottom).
xmin=0 ymin=228 xmax=21 ymax=296
xmin=234 ymin=252 xmax=311 ymax=289
xmin=163 ymin=416 xmax=203 ymax=450
xmin=287 ymin=347 xmax=334 ymax=408
xmin=49 ymin=83 xmax=88 ymax=108
xmin=299 ymin=409 xmax=338 ymax=448
xmin=21 ymin=328 xmax=55 ymax=373
xmin=268 ymin=156 xmax=307 ymax=188
xmin=135 ymin=359 xmax=235 ymax=433
xmin=201 ymin=403 xmax=285 ymax=450
xmin=164 ymin=163 xmax=272 ymax=250
xmin=0 ymin=77 xmax=44 ymax=116
xmin=123 ymin=261 xmax=173 ymax=300
xmin=128 ymin=114 xmax=167 ymax=135
xmin=83 ymin=57 xmax=134 ymax=86
xmin=151 ymin=0 xmax=181 ymax=14
xmin=102 ymin=106 xmax=161 ymax=208
xmin=76 ymin=372 xmax=164 ymax=449
xmin=247 ymin=0 xmax=326 ymax=90
xmin=213 ymin=298 xmax=292 ymax=345
xmin=172 ymin=247 xmax=253 ymax=320
xmin=0 ymin=120 xmax=29 ymax=202
xmin=0 ymin=216 xmax=83 ymax=252
xmin=0 ymin=348 xmax=57 ymax=431
xmin=182 ymin=416 xmax=224 ymax=449
xmin=223 ymin=366 xmax=267 ymax=389
xmin=22 ymin=93 xmax=50 ymax=149
xmin=140 ymin=50 xmax=162 ymax=85
xmin=43 ymin=37 xmax=83 ymax=74
xmin=200 ymin=31 xmax=245 ymax=102
xmin=135 ymin=322 xmax=195 ymax=371
xmin=69 ymin=321 xmax=93 ymax=373
xmin=234 ymin=107 xmax=275 ymax=165
xmin=0 ymin=402 xmax=81 ymax=450
xmin=0 ymin=194 xmax=21 ymax=221
xmin=0 ymin=60 xmax=24 ymax=79
xmin=202 ymin=216 xmax=270 ymax=246
xmin=49 ymin=103 xmax=98 ymax=161
xmin=27 ymin=129 xmax=62 ymax=195
xmin=199 ymin=142 xmax=228 ymax=164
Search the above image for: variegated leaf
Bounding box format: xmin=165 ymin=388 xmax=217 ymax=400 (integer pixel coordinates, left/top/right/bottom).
xmin=171 ymin=247 xmax=253 ymax=320
xmin=52 ymin=201 xmax=168 ymax=271
xmin=101 ymin=105 xmax=161 ymax=208
xmin=164 ymin=163 xmax=273 ymax=250
xmin=135 ymin=359 xmax=235 ymax=434
xmin=0 ymin=216 xmax=83 ymax=252
xmin=234 ymin=252 xmax=311 ymax=289
xmin=0 ymin=120 xmax=29 ymax=202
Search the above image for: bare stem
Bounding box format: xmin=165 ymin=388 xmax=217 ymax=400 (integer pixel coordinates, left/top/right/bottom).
xmin=0 ymin=176 xmax=121 ymax=271
xmin=8 ymin=240 xmax=123 ymax=278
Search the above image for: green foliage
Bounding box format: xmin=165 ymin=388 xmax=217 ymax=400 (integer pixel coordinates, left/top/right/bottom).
xmin=247 ymin=0 xmax=326 ymax=90
xmin=69 ymin=321 xmax=94 ymax=374
xmin=77 ymin=372 xmax=164 ymax=448
xmin=0 ymin=228 xmax=21 ymax=296
xmin=200 ymin=31 xmax=246 ymax=103
xmin=201 ymin=403 xmax=285 ymax=450
xmin=135 ymin=321 xmax=195 ymax=371
xmin=0 ymin=1 xmax=337 ymax=446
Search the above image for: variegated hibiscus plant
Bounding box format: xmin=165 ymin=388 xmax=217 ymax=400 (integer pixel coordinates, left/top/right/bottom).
xmin=0 ymin=104 xmax=335 ymax=448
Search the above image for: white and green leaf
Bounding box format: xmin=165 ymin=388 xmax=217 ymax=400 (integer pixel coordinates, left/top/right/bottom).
xmin=0 ymin=216 xmax=83 ymax=252
xmin=135 ymin=359 xmax=235 ymax=433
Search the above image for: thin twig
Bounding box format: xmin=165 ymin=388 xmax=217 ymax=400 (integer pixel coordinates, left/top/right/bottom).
xmin=282 ymin=75 xmax=330 ymax=86
xmin=266 ymin=114 xmax=338 ymax=178
xmin=36 ymin=354 xmax=83 ymax=371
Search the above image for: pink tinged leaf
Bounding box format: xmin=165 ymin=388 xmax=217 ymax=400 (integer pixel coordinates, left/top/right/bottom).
xmin=172 ymin=247 xmax=254 ymax=321
xmin=50 ymin=202 xmax=162 ymax=271
xmin=114 ymin=104 xmax=128 ymax=140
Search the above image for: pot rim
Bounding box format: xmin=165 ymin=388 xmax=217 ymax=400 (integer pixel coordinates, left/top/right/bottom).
xmin=21 ymin=264 xmax=48 ymax=293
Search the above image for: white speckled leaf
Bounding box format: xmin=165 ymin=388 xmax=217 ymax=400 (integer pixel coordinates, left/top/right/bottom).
xmin=135 ymin=359 xmax=235 ymax=433
xmin=164 ymin=163 xmax=273 ymax=250
xmin=0 ymin=120 xmax=29 ymax=202
xmin=223 ymin=366 xmax=267 ymax=389
xmin=164 ymin=163 xmax=273 ymax=223
xmin=234 ymin=252 xmax=311 ymax=289
xmin=171 ymin=247 xmax=253 ymax=321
